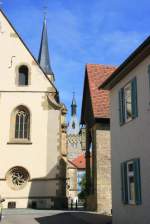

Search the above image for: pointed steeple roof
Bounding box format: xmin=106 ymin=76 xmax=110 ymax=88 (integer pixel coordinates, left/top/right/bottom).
xmin=38 ymin=17 xmax=54 ymax=78
xmin=71 ymin=93 xmax=77 ymax=116
xmin=68 ymin=93 xmax=79 ymax=135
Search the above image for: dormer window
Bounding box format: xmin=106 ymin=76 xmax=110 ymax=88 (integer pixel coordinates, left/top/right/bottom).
xmin=18 ymin=65 xmax=28 ymax=86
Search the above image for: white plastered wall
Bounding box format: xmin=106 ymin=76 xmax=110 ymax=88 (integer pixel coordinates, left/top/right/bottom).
xmin=111 ymin=55 xmax=150 ymax=224
xmin=0 ymin=11 xmax=62 ymax=208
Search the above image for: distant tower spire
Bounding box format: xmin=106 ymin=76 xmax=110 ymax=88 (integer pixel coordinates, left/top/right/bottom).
xmin=71 ymin=92 xmax=77 ymax=116
xmin=38 ymin=8 xmax=55 ymax=81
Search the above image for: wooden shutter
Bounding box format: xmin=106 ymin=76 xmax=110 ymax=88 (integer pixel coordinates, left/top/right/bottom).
xmin=121 ymin=162 xmax=128 ymax=204
xmin=134 ymin=159 xmax=142 ymax=205
xmin=131 ymin=77 xmax=138 ymax=119
xmin=119 ymin=88 xmax=125 ymax=125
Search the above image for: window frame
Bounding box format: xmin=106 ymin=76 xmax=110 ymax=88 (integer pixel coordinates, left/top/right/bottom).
xmin=126 ymin=161 xmax=136 ymax=205
xmin=124 ymin=82 xmax=132 ymax=123
xmin=15 ymin=64 xmax=31 ymax=87
xmin=121 ymin=158 xmax=142 ymax=206
xmin=119 ymin=77 xmax=138 ymax=125
xmin=9 ymin=106 xmax=31 ymax=144
xmin=15 ymin=109 xmax=30 ymax=140
xmin=18 ymin=65 xmax=29 ymax=86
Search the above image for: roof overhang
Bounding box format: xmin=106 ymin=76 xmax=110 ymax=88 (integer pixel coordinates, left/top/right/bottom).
xmin=100 ymin=36 xmax=150 ymax=90
xmin=94 ymin=117 xmax=110 ymax=123
xmin=80 ymin=66 xmax=89 ymax=125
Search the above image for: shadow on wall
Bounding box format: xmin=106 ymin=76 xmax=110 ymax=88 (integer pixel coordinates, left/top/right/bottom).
xmin=27 ymin=158 xmax=68 ymax=210
xmin=35 ymin=212 xmax=112 ymax=224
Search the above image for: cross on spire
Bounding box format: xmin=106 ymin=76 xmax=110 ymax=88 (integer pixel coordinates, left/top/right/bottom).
xmin=43 ymin=5 xmax=48 ymax=19
xmin=38 ymin=2 xmax=54 ymax=81
xmin=73 ymin=91 xmax=75 ymax=98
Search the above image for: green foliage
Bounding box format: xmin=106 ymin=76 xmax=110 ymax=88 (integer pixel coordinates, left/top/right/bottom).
xmin=78 ymin=174 xmax=87 ymax=200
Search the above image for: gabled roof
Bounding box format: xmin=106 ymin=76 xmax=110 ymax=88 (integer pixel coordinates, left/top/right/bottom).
xmin=69 ymin=154 xmax=86 ymax=169
xmin=101 ymin=36 xmax=150 ymax=90
xmin=0 ymin=9 xmax=57 ymax=92
xmin=81 ymin=64 xmax=116 ymax=123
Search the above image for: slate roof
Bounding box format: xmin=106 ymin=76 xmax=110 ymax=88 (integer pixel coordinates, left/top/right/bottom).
xmin=85 ymin=64 xmax=116 ymax=119
xmin=38 ymin=17 xmax=54 ymax=76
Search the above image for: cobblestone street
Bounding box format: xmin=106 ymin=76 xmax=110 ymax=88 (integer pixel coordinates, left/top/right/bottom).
xmin=1 ymin=209 xmax=112 ymax=224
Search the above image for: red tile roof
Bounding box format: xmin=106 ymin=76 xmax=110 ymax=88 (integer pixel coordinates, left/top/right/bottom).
xmin=86 ymin=64 xmax=116 ymax=118
xmin=69 ymin=154 xmax=86 ymax=169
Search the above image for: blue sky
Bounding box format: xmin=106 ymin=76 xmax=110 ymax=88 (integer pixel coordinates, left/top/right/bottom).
xmin=3 ymin=0 xmax=150 ymax=120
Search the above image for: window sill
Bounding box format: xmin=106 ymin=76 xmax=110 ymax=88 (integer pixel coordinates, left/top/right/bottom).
xmin=7 ymin=140 xmax=32 ymax=145
xmin=123 ymin=203 xmax=139 ymax=206
xmin=17 ymin=85 xmax=29 ymax=87
xmin=120 ymin=117 xmax=137 ymax=126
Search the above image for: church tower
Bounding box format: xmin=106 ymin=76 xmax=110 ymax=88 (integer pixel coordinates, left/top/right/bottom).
xmin=67 ymin=94 xmax=81 ymax=158
xmin=67 ymin=95 xmax=85 ymax=202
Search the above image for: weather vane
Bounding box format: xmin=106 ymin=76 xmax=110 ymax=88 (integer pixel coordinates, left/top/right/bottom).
xmin=43 ymin=6 xmax=48 ymax=18
xmin=73 ymin=91 xmax=75 ymax=98
xmin=43 ymin=0 xmax=48 ymax=19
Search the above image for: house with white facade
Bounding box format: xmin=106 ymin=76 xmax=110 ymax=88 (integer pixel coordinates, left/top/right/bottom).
xmin=101 ymin=36 xmax=150 ymax=224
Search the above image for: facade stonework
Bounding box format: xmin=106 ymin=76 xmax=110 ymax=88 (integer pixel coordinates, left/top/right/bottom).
xmin=96 ymin=125 xmax=111 ymax=213
xmin=85 ymin=123 xmax=111 ymax=214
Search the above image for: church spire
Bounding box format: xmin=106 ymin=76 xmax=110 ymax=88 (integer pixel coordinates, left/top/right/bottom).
xmin=71 ymin=92 xmax=77 ymax=116
xmin=68 ymin=93 xmax=79 ymax=136
xmin=38 ymin=16 xmax=54 ymax=81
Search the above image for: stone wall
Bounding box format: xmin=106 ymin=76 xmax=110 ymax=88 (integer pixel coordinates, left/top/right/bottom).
xmin=86 ymin=122 xmax=112 ymax=214
xmin=95 ymin=123 xmax=111 ymax=214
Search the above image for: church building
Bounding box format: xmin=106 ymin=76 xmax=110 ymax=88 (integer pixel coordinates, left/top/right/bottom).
xmin=0 ymin=9 xmax=67 ymax=209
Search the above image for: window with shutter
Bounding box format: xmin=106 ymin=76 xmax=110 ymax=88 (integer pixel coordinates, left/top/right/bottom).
xmin=134 ymin=159 xmax=142 ymax=205
xmin=131 ymin=78 xmax=138 ymax=118
xmin=127 ymin=161 xmax=136 ymax=204
xmin=118 ymin=77 xmax=138 ymax=125
xmin=119 ymin=89 xmax=125 ymax=125
xmin=121 ymin=162 xmax=128 ymax=204
xmin=121 ymin=158 xmax=142 ymax=205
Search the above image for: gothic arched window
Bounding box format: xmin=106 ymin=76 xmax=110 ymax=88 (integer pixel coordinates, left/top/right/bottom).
xmin=14 ymin=107 xmax=30 ymax=139
xmin=18 ymin=65 xmax=28 ymax=86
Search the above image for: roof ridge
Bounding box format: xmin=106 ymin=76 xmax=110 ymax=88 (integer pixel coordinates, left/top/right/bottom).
xmin=87 ymin=63 xmax=117 ymax=68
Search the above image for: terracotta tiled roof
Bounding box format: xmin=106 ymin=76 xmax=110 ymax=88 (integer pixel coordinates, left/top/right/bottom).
xmin=86 ymin=64 xmax=116 ymax=118
xmin=69 ymin=154 xmax=86 ymax=169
